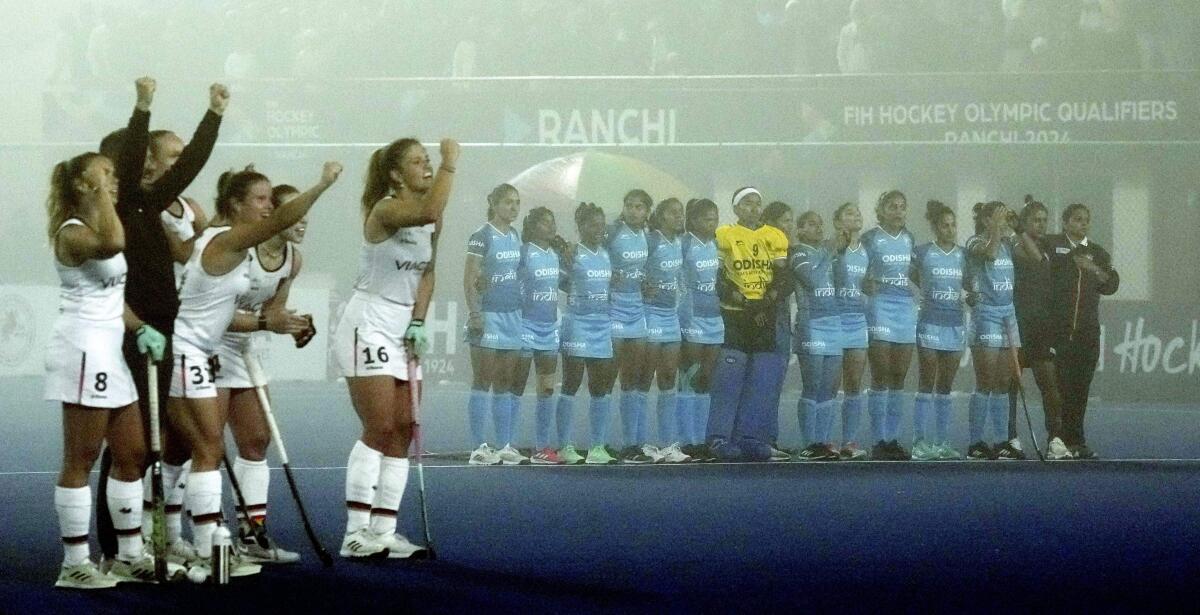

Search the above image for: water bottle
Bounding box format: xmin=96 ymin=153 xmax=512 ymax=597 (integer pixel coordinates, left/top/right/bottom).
xmin=211 ymin=525 xmax=232 ymax=585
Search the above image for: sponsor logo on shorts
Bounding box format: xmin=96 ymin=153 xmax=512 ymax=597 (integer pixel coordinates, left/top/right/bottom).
xmin=868 ymin=325 xmax=893 ymax=335
xmin=562 ymin=341 xmax=586 ymax=350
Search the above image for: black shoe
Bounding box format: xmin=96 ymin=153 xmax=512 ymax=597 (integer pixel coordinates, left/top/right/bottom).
xmin=887 ymin=439 xmax=909 ymax=461
xmin=683 ymin=444 xmax=716 ymax=463
xmin=796 ymin=444 xmax=825 ymax=461
xmin=994 ymin=440 xmax=1027 ymax=461
xmin=967 ymin=441 xmax=995 ymax=460
xmin=1070 ymin=444 xmax=1097 ymax=460
xmin=870 ymin=440 xmax=891 ymax=460
xmin=620 ymin=445 xmax=653 ymax=464
xmin=817 ymin=443 xmax=841 ymax=461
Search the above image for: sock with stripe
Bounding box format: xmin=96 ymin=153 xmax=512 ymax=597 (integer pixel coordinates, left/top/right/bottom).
xmin=555 ymin=394 xmax=575 ymax=446
xmin=656 ymin=390 xmax=677 ymax=445
xmin=106 ymin=477 xmax=144 ymax=561
xmin=344 ymin=440 xmax=383 ymax=534
xmin=969 ymin=391 xmax=987 ymax=443
xmin=468 ymin=389 xmax=488 ymax=447
xmin=184 ymin=470 xmax=222 ymax=557
xmin=935 ymin=394 xmax=953 ymax=443
xmin=588 ymin=394 xmax=611 ymax=447
xmin=868 ymin=389 xmax=887 ymax=443
xmin=841 ymin=394 xmax=863 ymax=445
xmin=233 ymin=456 xmax=269 ymax=525
xmin=913 ymin=393 xmax=933 ymax=442
xmin=166 ymin=460 xmax=189 ymax=543
xmin=988 ymin=392 xmax=1010 ymax=442
xmin=143 ymin=462 xmax=183 ymax=543
xmin=55 ymin=485 xmax=91 ymax=566
xmin=885 ymin=390 xmax=906 ymax=441
xmin=368 ymin=457 xmax=410 ymax=536
xmin=534 ymin=395 xmax=554 ymax=450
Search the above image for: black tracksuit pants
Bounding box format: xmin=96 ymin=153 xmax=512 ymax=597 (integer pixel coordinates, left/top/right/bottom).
xmin=1054 ymin=332 xmax=1101 ymax=448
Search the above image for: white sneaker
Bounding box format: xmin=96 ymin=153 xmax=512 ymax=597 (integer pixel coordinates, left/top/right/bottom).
xmin=658 ymin=443 xmax=692 ymax=463
xmin=641 ymin=444 xmax=665 ymax=463
xmin=166 ymin=538 xmax=198 ymax=567
xmin=340 ymin=528 xmax=389 ymax=559
xmin=371 ymin=532 xmax=428 ymax=559
xmin=497 ymin=444 xmax=530 ymax=465
xmin=107 ymin=554 xmax=164 ymax=583
xmin=238 ymin=526 xmax=301 ymax=564
xmin=55 ymin=560 xmax=118 ymax=589
xmin=1046 ymin=437 xmax=1073 ymax=460
xmin=227 ymin=549 xmax=263 ymax=577
xmin=468 ymin=443 xmax=502 ymax=466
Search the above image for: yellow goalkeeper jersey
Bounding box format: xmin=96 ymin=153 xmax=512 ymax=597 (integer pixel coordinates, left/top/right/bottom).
xmin=715 ymin=223 xmax=788 ymax=307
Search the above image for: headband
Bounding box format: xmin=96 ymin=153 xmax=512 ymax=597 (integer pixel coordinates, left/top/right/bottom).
xmin=732 ymin=187 xmax=761 ymax=206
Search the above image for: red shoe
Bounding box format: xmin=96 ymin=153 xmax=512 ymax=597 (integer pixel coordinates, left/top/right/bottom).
xmin=531 ymin=447 xmax=563 ymax=465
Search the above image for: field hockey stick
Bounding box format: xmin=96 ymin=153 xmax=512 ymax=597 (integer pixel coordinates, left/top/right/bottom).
xmin=1003 ymin=317 xmax=1044 ymax=461
xmin=221 ymin=451 xmax=272 ymax=549
xmin=146 ymin=360 xmax=169 ymax=581
xmin=244 ymin=351 xmax=334 ymax=567
xmin=408 ymin=355 xmax=437 ymax=560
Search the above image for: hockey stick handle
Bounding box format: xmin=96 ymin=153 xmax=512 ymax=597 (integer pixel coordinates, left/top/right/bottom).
xmin=243 ymin=351 xmax=289 ymax=465
xmin=147 ymin=360 xmax=161 ymax=453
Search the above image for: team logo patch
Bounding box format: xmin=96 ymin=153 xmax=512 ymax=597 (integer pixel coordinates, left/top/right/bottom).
xmin=724 ymin=356 xmax=736 ymax=364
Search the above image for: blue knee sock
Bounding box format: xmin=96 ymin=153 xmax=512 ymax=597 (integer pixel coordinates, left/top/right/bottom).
xmin=492 ymin=392 xmax=513 ymax=446
xmin=816 ymin=400 xmax=835 ymax=444
xmin=913 ymin=393 xmax=932 ymax=443
xmin=588 ymin=394 xmax=611 ymax=447
xmin=693 ymin=393 xmax=711 ymax=445
xmin=868 ymin=389 xmax=887 ymax=443
xmin=885 ymin=391 xmax=906 ymax=441
xmin=968 ymin=391 xmax=987 ymax=443
xmin=633 ymin=391 xmax=649 ymax=445
xmin=934 ymin=394 xmax=952 ymax=443
xmin=535 ymin=396 xmax=554 ymax=450
xmin=468 ymin=389 xmax=489 ymax=447
xmin=798 ymin=398 xmax=816 ymax=446
xmin=506 ymin=393 xmax=521 ymax=446
xmin=556 ymin=394 xmax=576 ymax=446
xmin=676 ymin=392 xmax=695 ymax=445
xmin=988 ymin=392 xmax=1010 ymax=442
xmin=656 ymin=390 xmax=677 ymax=445
xmin=619 ymin=390 xmax=637 ymax=447
xmin=841 ymin=394 xmax=863 ymax=445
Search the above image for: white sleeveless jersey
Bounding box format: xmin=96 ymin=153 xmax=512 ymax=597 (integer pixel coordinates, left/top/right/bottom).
xmin=353 ymin=222 xmax=435 ymax=305
xmin=160 ymin=197 xmax=196 ymax=241
xmin=53 ymin=219 xmax=127 ymax=322
xmin=174 ymin=225 xmax=252 ymax=353
xmin=223 ymin=243 xmax=293 ymax=347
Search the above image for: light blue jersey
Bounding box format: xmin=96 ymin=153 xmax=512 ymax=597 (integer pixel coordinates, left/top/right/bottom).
xmin=519 ymin=242 xmax=560 ymax=325
xmin=681 ymin=233 xmax=719 ymax=319
xmin=862 ymin=226 xmax=916 ymax=297
xmin=965 ymin=235 xmax=1016 ymax=307
xmin=835 ymin=244 xmax=869 ymax=318
xmin=790 ymin=243 xmax=840 ymax=321
xmin=913 ymin=242 xmax=966 ymax=327
xmin=644 ymin=230 xmax=682 ymax=309
xmin=564 ymin=243 xmax=611 ymax=317
xmin=467 ymin=223 xmax=522 ymax=313
xmin=607 ymin=221 xmax=648 ymax=295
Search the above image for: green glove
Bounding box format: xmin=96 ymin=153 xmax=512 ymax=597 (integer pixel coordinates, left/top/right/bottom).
xmin=404 ymin=319 xmax=429 ymax=358
xmin=136 ymin=324 xmax=167 ymax=362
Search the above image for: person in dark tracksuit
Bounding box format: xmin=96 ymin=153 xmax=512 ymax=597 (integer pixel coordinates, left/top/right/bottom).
xmin=1040 ymin=203 xmax=1119 ymax=460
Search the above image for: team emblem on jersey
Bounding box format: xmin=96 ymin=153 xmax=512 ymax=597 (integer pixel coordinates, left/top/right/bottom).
xmin=0 ymin=293 xmax=35 ymax=368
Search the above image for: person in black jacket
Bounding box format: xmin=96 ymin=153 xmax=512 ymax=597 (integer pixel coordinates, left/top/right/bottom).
xmin=95 ymin=77 xmax=227 ymax=562
xmin=1040 ymin=203 xmax=1119 ymax=459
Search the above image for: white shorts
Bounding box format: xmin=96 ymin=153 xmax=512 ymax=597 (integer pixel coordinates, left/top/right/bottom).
xmin=169 ymin=337 xmax=218 ymax=399
xmin=44 ymin=318 xmax=137 ymax=409
xmin=332 ymin=293 xmax=421 ymax=381
xmin=214 ymin=332 xmax=270 ymax=390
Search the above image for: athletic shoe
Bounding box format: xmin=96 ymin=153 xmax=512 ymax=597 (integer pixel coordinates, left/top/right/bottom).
xmin=887 ymin=440 xmax=909 ymax=461
xmin=340 ymin=528 xmax=390 ymax=559
xmin=739 ymin=437 xmax=773 ymax=462
xmin=1070 ymin=444 xmax=1097 ymax=460
xmin=108 ymin=554 xmax=162 ymax=583
xmin=227 ymin=550 xmax=262 ymax=577
xmin=683 ymin=444 xmax=716 ymax=462
xmin=238 ymin=526 xmax=301 ymax=564
xmin=910 ymin=440 xmax=941 ymax=461
xmin=166 ymin=538 xmax=198 ymax=568
xmin=708 ymin=437 xmax=743 ymax=461
xmin=658 ymin=443 xmax=693 ymax=463
xmin=870 ymin=440 xmax=891 ymax=460
xmin=641 ymin=444 xmax=666 ymax=463
xmin=531 ymin=448 xmax=563 ymax=465
xmin=585 ymin=445 xmax=618 ymax=465
xmin=558 ymin=444 xmax=586 ymax=465
xmin=819 ymin=443 xmax=842 ymax=460
xmin=935 ymin=442 xmax=962 ymax=460
xmin=768 ymin=444 xmax=792 ymax=462
xmin=56 ymin=560 xmax=118 ymax=589
xmin=795 ymin=444 xmax=824 ymax=461
xmin=372 ymin=532 xmax=428 ymax=559
xmin=995 ymin=439 xmax=1027 ymax=461
xmin=839 ymin=442 xmax=868 ymax=461
xmin=967 ymin=441 xmax=995 ymax=460
xmin=1046 ymin=437 xmax=1072 ymax=460
xmin=468 ymin=443 xmax=502 ymax=466
xmin=620 ymin=445 xmax=654 ymax=464
xmin=497 ymin=444 xmax=530 ymax=465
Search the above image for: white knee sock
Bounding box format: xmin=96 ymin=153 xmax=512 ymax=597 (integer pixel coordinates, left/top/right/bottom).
xmin=345 ymin=440 xmax=383 ymax=534
xmin=233 ymin=456 xmax=270 ymax=525
xmin=106 ymin=477 xmax=144 ymax=561
xmin=55 ymin=485 xmax=91 ymax=566
xmin=368 ymin=457 xmax=410 ymax=536
xmin=142 ymin=462 xmax=183 ymax=543
xmin=184 ymin=470 xmax=222 ymax=556
xmin=166 ymin=461 xmax=189 ymax=543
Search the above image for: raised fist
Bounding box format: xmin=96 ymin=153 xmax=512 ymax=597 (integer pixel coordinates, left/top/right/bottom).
xmin=320 ymin=161 xmax=343 ymax=186
xmin=135 ymin=77 xmax=156 ymax=109
xmin=439 ymin=139 xmax=460 ymax=166
xmin=209 ymin=83 xmax=231 ymax=115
